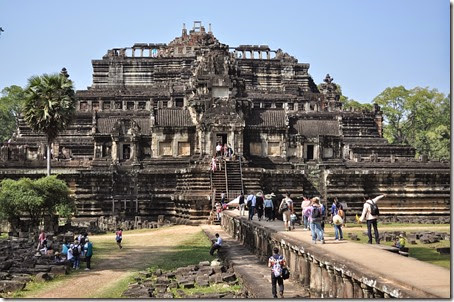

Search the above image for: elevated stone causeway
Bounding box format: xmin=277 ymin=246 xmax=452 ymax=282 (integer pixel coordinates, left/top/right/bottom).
xmin=220 ymin=210 xmax=450 ymax=298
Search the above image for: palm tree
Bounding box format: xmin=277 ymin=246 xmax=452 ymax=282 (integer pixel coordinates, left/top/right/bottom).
xmin=23 ymin=68 xmax=76 ymax=175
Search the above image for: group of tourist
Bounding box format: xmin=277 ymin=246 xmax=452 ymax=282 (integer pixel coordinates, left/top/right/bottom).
xmin=211 ymin=142 xmax=234 ymax=172
xmin=238 ymin=191 xmax=279 ymax=222
xmin=60 ymin=232 xmax=94 ymax=270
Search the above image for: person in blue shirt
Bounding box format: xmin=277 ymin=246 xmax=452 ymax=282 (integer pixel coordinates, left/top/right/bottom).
xmin=209 ymin=233 xmax=222 ymax=256
xmin=61 ymin=241 xmax=69 ymax=256
xmin=84 ymin=238 xmax=93 ymax=270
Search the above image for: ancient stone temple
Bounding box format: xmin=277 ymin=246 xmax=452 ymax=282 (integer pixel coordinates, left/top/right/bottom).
xmin=1 ymin=21 xmax=450 ymax=224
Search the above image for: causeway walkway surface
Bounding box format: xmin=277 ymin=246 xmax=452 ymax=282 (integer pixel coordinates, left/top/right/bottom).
xmin=202 ymin=224 xmax=309 ymax=298
xmin=205 ymin=209 xmax=451 ymax=299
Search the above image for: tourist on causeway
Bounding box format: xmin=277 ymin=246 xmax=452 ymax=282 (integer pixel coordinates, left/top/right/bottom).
xmin=359 ymin=194 xmax=386 ymax=244
xmin=268 ymin=247 xmax=286 ymax=298
xmin=278 ymin=193 xmax=294 ymax=231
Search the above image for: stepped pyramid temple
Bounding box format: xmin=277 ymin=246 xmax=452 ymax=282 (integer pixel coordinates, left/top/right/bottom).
xmin=1 ymin=22 xmax=449 ymax=226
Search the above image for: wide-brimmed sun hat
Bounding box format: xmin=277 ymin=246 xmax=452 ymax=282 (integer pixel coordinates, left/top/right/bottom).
xmin=256 ymin=192 xmax=263 ymax=197
xmin=270 ymin=193 xmax=276 ymax=197
xmin=265 ymin=194 xmax=272 ymax=199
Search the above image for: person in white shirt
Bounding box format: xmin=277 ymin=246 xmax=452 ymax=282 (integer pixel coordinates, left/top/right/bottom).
xmin=215 ymin=143 xmax=222 ymax=157
xmin=359 ymin=194 xmax=386 ymax=244
xmin=210 ymin=233 xmax=222 ymax=256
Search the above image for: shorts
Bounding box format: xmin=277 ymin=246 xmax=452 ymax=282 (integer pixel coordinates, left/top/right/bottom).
xmin=282 ymin=210 xmax=291 ymax=222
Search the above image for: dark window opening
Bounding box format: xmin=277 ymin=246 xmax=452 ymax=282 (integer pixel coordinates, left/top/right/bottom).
xmin=175 ymin=98 xmax=184 ymax=107
xmin=162 ymin=101 xmax=168 ymax=108
xmin=288 ymin=103 xmax=294 ymax=110
xmin=115 ymin=102 xmax=122 ymax=109
xmin=276 ymin=103 xmax=283 ymax=108
xmin=103 ymin=102 xmax=111 ymax=110
xmin=264 ymin=103 xmax=272 ymax=109
xmin=138 ymin=102 xmax=146 ymax=109
xmin=307 ymin=145 xmax=314 ymax=160
xmin=123 ymin=144 xmax=131 ymax=160
xmin=127 ymin=102 xmax=134 ymax=110
xmin=253 ymin=102 xmax=261 ymax=108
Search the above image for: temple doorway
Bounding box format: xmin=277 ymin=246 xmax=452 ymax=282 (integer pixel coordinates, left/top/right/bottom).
xmin=216 ymin=133 xmax=227 ymax=146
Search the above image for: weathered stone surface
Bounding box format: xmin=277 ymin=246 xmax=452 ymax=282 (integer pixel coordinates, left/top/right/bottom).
xmin=0 ymin=280 xmax=26 ymax=293
xmin=35 ymin=272 xmax=53 ymax=282
xmin=222 ymin=273 xmax=236 ymax=282
xmin=50 ymin=265 xmax=67 ymax=275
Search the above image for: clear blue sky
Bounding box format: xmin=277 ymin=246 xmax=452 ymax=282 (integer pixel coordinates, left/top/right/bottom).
xmin=0 ymin=0 xmax=450 ymax=103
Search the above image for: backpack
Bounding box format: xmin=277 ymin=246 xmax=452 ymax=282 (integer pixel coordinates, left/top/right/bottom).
xmin=312 ymin=206 xmax=321 ymax=219
xmin=278 ymin=200 xmax=289 ymax=214
xmin=369 ymin=201 xmax=379 ymax=216
xmin=247 ymin=199 xmax=252 ymax=209
xmin=72 ymin=245 xmax=80 ymax=257
xmin=271 ymin=255 xmax=283 ymax=277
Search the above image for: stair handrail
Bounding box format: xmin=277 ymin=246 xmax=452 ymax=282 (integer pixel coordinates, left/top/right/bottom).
xmin=239 ymin=155 xmax=244 ymax=194
xmin=223 ymin=159 xmax=228 ymax=199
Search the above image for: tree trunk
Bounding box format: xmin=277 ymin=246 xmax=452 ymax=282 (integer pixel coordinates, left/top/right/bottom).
xmin=47 ymin=141 xmax=51 ymax=176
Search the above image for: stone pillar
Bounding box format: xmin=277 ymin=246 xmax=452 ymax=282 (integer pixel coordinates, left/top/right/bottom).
xmin=334 ymin=270 xmax=344 ymax=298
xmin=266 ymin=51 xmax=270 ymax=60
xmin=360 ymin=283 xmax=373 ymax=298
xmin=300 ymin=253 xmax=310 ymax=287
xmin=342 ymin=274 xmax=354 ymax=298
xmin=258 ymin=51 xmax=262 ymax=59
xmin=111 ymin=136 xmax=119 ymax=163
xmin=326 ymin=265 xmax=336 ymax=298
xmin=131 ymin=135 xmax=139 ymax=163
xmin=309 ymin=258 xmax=322 ymax=296
xmin=320 ymin=262 xmax=330 ymax=298
xmin=242 ymin=50 xmax=246 ymax=58
xmin=353 ymin=279 xmax=363 ymax=298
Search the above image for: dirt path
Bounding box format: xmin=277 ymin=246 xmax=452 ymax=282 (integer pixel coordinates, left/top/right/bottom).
xmin=27 ymin=225 xmax=201 ymax=298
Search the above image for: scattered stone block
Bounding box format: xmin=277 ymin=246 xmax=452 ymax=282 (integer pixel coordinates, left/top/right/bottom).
xmin=50 ymin=265 xmax=67 ymax=275
xmin=198 ymin=261 xmax=210 ymax=267
xmin=436 ymin=247 xmax=450 ymax=255
xmin=0 ymin=280 xmax=26 ymax=293
xmin=180 ymin=282 xmax=195 ymax=289
xmin=35 ymin=272 xmax=53 ymax=282
xmin=222 ymin=273 xmax=236 ymax=282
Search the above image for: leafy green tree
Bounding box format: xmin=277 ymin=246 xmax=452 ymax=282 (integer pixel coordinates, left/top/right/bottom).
xmin=23 ymin=69 xmax=76 ymax=175
xmin=0 ymin=176 xmax=75 ymax=231
xmin=0 ymin=85 xmax=24 ymax=142
xmin=373 ymin=86 xmax=450 ymax=160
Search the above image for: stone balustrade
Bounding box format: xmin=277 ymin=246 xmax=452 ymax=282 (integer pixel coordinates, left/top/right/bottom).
xmin=221 ymin=211 xmax=447 ymax=298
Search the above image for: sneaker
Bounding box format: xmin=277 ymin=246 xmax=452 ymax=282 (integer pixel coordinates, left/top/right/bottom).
xmin=322 ymin=240 xmax=326 ymax=244
xmin=312 ymin=240 xmax=316 ymax=244
xmin=85 ymin=268 xmax=90 ymax=271
xmin=335 ymin=239 xmax=339 ymax=241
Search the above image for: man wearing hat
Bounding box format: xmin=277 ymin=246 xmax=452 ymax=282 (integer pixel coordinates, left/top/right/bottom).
xmin=246 ymin=192 xmax=256 ymax=221
xmin=264 ymin=194 xmax=274 ymax=221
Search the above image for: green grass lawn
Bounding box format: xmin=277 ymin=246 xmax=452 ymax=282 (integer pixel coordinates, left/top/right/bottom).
xmin=325 ymin=223 xmax=450 ymax=269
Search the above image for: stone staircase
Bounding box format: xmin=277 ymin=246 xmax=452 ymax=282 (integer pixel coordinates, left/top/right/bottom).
xmin=225 ymin=160 xmax=243 ymax=199
xmin=211 ymin=161 xmax=227 ymax=203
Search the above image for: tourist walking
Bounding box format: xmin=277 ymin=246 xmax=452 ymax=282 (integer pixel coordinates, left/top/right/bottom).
xmin=220 ymin=192 xmax=226 ymax=205
xmin=215 ymin=201 xmax=222 ymax=221
xmin=72 ymin=240 xmax=81 ymax=269
xmin=84 ymin=238 xmax=93 ymax=270
xmin=246 ymin=192 xmax=256 ymax=220
xmin=301 ymin=196 xmax=311 ymax=230
xmin=37 ymin=230 xmax=46 ymax=251
xmin=115 ymin=228 xmax=123 ymax=249
xmin=210 ymin=233 xmax=222 ymax=256
xmin=279 ymin=193 xmax=294 ymax=231
xmin=304 ymin=197 xmax=325 ymax=244
xmin=238 ymin=192 xmax=245 ymax=216
xmin=359 ymin=194 xmax=386 ymax=244
xmin=331 ymin=199 xmax=344 ymax=240
xmin=268 ymin=247 xmax=286 ymax=298
xmin=256 ymin=192 xmax=264 ymax=221
xmin=211 ymin=156 xmax=217 ymax=172
xmin=264 ymin=194 xmax=274 ymax=221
